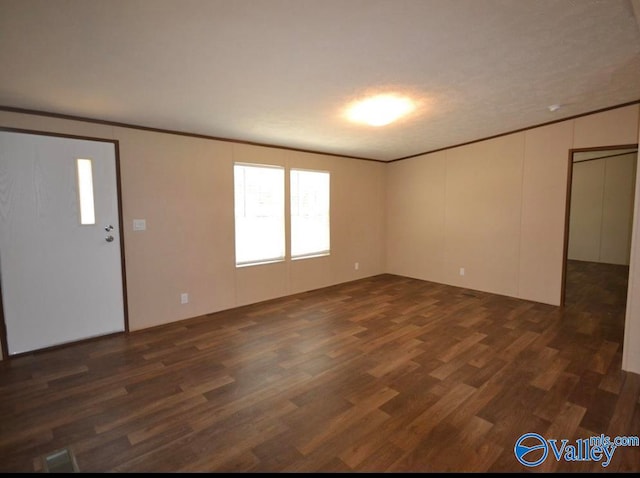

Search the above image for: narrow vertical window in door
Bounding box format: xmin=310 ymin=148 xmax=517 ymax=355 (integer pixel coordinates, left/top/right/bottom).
xmin=76 ymin=158 xmax=95 ymax=225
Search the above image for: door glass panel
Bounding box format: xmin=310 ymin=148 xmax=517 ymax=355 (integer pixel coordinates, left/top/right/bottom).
xmin=76 ymin=158 xmax=95 ymax=225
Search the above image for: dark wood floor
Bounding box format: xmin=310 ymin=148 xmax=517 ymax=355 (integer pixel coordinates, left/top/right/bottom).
xmin=1 ymin=261 xmax=639 ymax=472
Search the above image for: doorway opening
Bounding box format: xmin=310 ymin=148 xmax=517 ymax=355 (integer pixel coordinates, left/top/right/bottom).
xmin=562 ymin=145 xmax=639 ymax=315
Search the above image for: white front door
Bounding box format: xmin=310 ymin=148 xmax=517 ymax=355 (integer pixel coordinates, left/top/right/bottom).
xmin=0 ymin=131 xmax=126 ymax=355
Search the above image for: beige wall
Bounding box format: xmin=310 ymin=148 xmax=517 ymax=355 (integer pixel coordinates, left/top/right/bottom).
xmin=0 ymin=111 xmax=386 ymax=351
xmin=2 ymin=104 xmax=640 ymax=372
xmin=623 ymin=111 xmax=640 ymax=375
xmin=387 ymin=104 xmax=640 ymax=306
xmin=568 ymin=153 xmax=637 ymax=265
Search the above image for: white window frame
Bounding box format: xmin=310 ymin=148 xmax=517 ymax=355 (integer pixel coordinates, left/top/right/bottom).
xmin=290 ymin=168 xmax=331 ymax=260
xmin=234 ymin=162 xmax=285 ymax=267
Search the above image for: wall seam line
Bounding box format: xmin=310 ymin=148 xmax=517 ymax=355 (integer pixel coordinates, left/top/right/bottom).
xmin=517 ymin=132 xmax=527 ymax=299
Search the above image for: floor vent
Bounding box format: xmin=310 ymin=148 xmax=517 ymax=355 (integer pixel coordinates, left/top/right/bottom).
xmin=42 ymin=448 xmax=78 ymax=473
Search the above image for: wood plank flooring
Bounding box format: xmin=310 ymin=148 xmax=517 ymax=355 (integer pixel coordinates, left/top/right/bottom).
xmin=1 ymin=261 xmax=639 ymax=472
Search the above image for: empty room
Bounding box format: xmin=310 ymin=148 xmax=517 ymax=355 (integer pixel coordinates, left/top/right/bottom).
xmin=1 ymin=0 xmax=640 ymax=473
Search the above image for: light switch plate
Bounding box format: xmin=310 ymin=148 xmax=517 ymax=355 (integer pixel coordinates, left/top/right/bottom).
xmin=133 ymin=219 xmax=146 ymax=231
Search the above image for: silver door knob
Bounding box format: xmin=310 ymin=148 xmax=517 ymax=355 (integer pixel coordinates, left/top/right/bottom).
xmin=105 ymin=225 xmax=114 ymax=232
xmin=105 ymin=235 xmax=114 ymax=242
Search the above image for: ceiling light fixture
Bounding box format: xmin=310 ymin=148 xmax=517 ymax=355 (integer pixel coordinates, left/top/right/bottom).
xmin=346 ymin=94 xmax=416 ymax=126
xmin=548 ymin=104 xmax=561 ymax=112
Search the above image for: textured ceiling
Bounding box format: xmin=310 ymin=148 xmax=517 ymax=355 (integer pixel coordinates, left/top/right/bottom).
xmin=1 ymin=0 xmax=640 ymax=161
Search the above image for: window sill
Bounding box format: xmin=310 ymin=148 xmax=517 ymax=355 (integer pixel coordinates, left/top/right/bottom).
xmin=291 ymin=252 xmax=331 ymax=261
xmin=236 ymin=258 xmax=286 ymax=268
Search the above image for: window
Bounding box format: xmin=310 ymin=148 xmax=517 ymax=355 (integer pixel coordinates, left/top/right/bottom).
xmin=76 ymin=158 xmax=95 ymax=225
xmin=290 ymin=169 xmax=330 ymax=259
xmin=234 ymin=164 xmax=331 ymax=266
xmin=234 ymin=163 xmax=285 ymax=266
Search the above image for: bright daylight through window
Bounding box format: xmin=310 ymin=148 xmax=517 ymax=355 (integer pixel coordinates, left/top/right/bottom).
xmin=76 ymin=158 xmax=95 ymax=225
xmin=291 ymin=169 xmax=330 ymax=259
xmin=234 ymin=163 xmax=285 ymax=266
xmin=234 ymin=164 xmax=331 ymax=266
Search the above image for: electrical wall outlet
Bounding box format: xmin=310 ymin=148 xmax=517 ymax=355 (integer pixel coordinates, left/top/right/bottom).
xmin=355 ymin=262 xmax=359 ymax=270
xmin=181 ymin=293 xmax=189 ymax=304
xmin=459 ymin=267 xmax=465 ymax=276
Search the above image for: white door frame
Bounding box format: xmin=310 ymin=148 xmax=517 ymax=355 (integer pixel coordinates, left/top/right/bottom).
xmin=561 ymin=143 xmax=639 ymax=306
xmin=0 ymin=127 xmax=129 ymax=358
